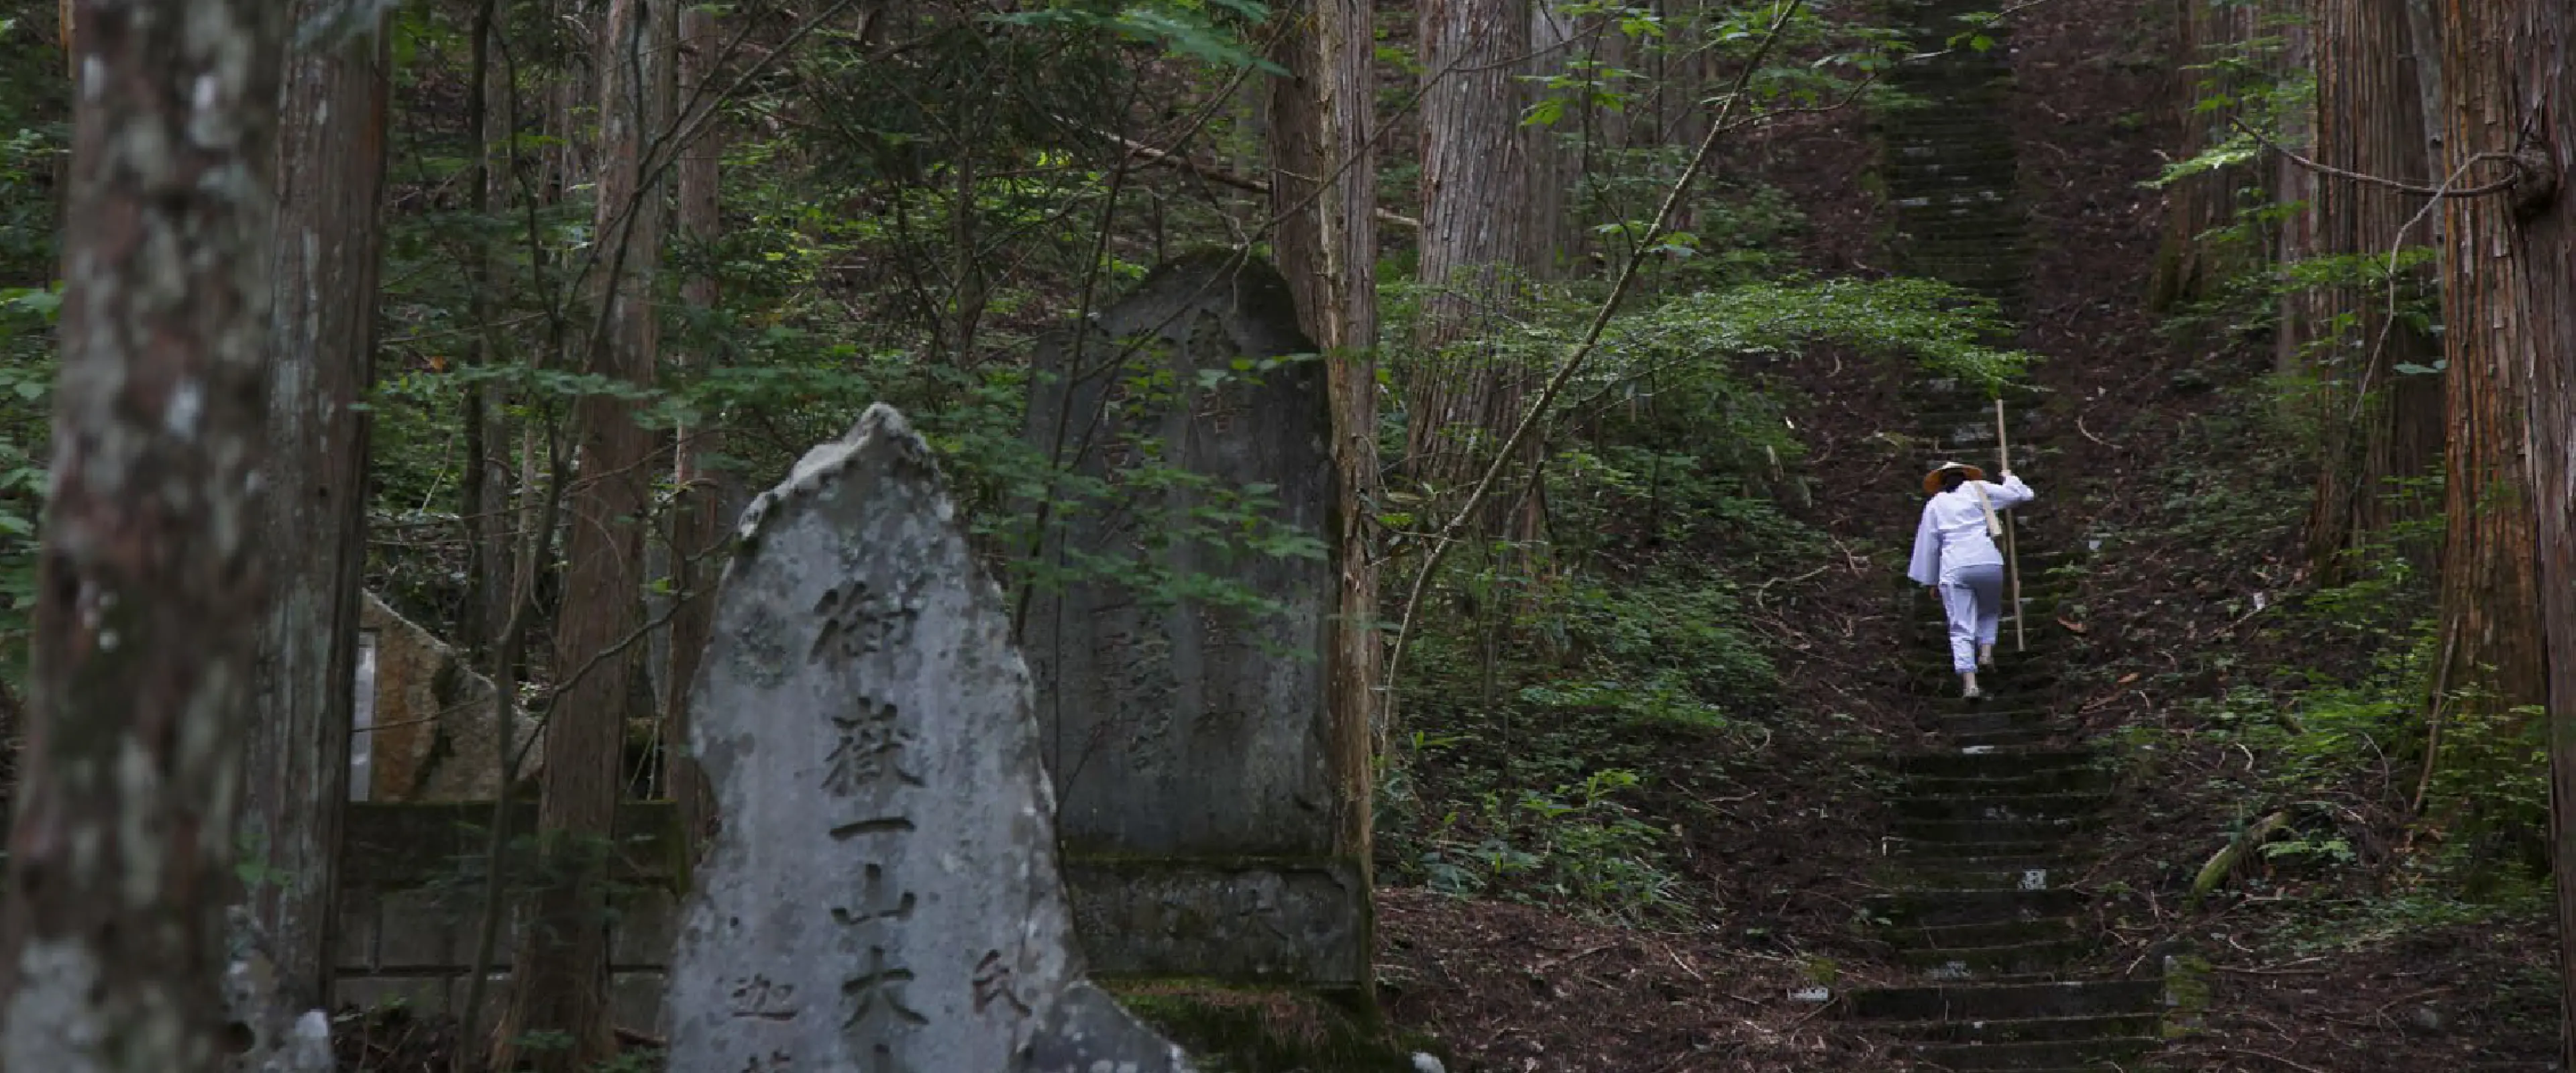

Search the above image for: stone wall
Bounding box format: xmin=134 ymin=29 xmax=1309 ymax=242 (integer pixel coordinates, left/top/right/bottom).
xmin=331 ymin=801 xmax=681 ymax=1034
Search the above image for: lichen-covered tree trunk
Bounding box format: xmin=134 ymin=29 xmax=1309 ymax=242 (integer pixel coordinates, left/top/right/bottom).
xmin=2302 ymin=0 xmax=2446 ymax=575
xmin=2429 ymin=0 xmax=2547 ymax=740
xmin=241 ymin=0 xmax=392 ymax=1009
xmin=1408 ymin=0 xmax=1532 ymax=492
xmin=2447 ymin=2 xmax=2576 ymax=1063
xmin=2149 ymin=0 xmax=2265 ymax=310
xmin=1266 ymin=0 xmax=1384 ymax=973
xmin=1521 ymin=1 xmax=1583 ymax=278
xmin=0 ymin=0 xmax=286 ymax=1068
xmin=494 ymin=1 xmax=674 ymax=1068
xmin=663 ymin=0 xmax=722 ymax=850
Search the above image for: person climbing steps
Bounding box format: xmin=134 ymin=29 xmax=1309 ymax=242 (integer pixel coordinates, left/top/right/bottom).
xmin=1906 ymin=461 xmax=2035 ymax=700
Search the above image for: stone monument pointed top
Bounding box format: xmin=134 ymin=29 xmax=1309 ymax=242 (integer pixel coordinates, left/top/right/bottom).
xmin=667 ymin=403 xmax=1191 ymax=1072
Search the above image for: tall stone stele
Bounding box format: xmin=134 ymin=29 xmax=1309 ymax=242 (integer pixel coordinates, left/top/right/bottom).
xmin=1022 ymin=251 xmax=1371 ymax=995
xmin=663 ymin=404 xmax=1192 ymax=1072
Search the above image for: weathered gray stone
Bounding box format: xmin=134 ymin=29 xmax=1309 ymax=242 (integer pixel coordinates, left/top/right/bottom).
xmin=356 ymin=593 xmax=543 ymax=800
xmin=1063 ymin=859 xmax=1365 ymax=983
xmin=665 ymin=404 xmax=1191 ymax=1072
xmin=1022 ymin=251 xmax=1366 ymax=987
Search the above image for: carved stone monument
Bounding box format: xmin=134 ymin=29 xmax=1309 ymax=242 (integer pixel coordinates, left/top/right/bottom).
xmin=663 ymin=404 xmax=1192 ymax=1072
xmin=356 ymin=592 xmax=542 ymax=800
xmin=1022 ymin=251 xmax=1368 ymax=991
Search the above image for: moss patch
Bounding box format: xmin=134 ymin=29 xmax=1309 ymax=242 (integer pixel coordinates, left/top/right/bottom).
xmin=1114 ymin=984 xmax=1438 ymax=1073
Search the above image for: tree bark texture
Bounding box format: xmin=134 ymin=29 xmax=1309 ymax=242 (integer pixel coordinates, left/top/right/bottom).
xmin=1409 ymin=0 xmax=1533 ymax=492
xmin=496 ymin=0 xmax=674 ymax=1068
xmin=2301 ymin=0 xmax=2445 ymax=575
xmin=0 ymin=0 xmax=286 ymax=1068
xmin=1521 ymin=1 xmax=1582 ymax=278
xmin=2149 ymin=0 xmax=2264 ymax=311
xmin=2271 ymin=17 xmax=2319 ymax=380
xmin=1269 ymin=7 xmax=1328 ymax=343
xmin=2430 ymin=0 xmax=2547 ymax=730
xmin=1265 ymin=0 xmax=1385 ymax=988
xmin=663 ymin=0 xmax=722 ymax=851
xmin=2435 ymin=1 xmax=2576 ymax=1064
xmin=241 ymin=0 xmax=392 ymax=1010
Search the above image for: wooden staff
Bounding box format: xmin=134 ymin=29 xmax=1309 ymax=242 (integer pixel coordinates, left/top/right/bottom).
xmin=1996 ymin=397 xmax=2024 ymax=652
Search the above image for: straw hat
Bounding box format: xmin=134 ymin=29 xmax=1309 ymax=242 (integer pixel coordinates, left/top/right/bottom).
xmin=1922 ymin=461 xmax=1985 ymax=495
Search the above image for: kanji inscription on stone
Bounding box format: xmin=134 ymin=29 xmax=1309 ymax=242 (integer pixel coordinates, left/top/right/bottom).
xmin=664 ymin=406 xmax=1193 ymax=1072
xmin=822 ymin=699 xmax=922 ymax=796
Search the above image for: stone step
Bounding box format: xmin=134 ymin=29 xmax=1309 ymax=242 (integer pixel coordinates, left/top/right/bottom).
xmin=1883 ymin=836 xmax=2072 ymax=862
xmin=1892 ymin=793 xmax=2112 ymax=825
xmin=1881 ymin=848 xmax=2094 ymax=875
xmin=1892 ymin=201 xmax=2027 ymax=215
xmin=1927 ymin=718 xmax=2062 ymax=742
xmin=1847 ymin=978 xmax=2164 ymax=1022
xmin=1932 ymin=710 xmax=2048 ymax=737
xmin=1890 ymin=228 xmax=2033 ymax=244
xmin=1896 ymin=209 xmax=2027 ymax=225
xmin=1881 ymin=125 xmax=2017 ymax=144
xmin=1863 ymin=888 xmax=2082 ymax=928
xmin=1891 ymin=811 xmax=2092 ymax=842
xmin=1883 ymin=1013 xmax=2163 ymax=1045
xmin=1896 ymin=938 xmax=2090 ymax=977
xmin=1882 ymin=917 xmax=2082 ymax=950
xmin=1884 ymin=159 xmax=2021 ymax=177
xmin=1883 ymin=166 xmax=2018 ymax=181
xmin=1911 ymin=680 xmax=2065 ymax=703
xmin=1902 ymin=1036 xmax=2161 ymax=1070
xmin=1903 ymin=765 xmax=2114 ymax=796
xmin=1886 ymin=750 xmax=2098 ymax=779
xmin=1885 ymin=175 xmax=2021 ymax=194
xmin=1879 ymin=856 xmax=2084 ymax=889
xmin=1920 ymin=697 xmax=2053 ymax=717
xmin=1904 ymin=655 xmax=2068 ymax=679
xmin=1938 ymin=729 xmax=2064 ymax=752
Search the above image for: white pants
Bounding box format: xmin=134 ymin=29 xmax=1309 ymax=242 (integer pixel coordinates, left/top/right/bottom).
xmin=1940 ymin=563 xmax=2006 ymax=673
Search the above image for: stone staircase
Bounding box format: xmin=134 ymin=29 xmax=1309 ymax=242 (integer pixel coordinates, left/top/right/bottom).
xmin=1874 ymin=0 xmax=2033 ymax=311
xmin=1845 ymin=394 xmax=2167 ymax=1072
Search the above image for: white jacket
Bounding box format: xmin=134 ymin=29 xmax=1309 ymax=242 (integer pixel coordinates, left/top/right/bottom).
xmin=1907 ymin=473 xmax=2035 ymax=585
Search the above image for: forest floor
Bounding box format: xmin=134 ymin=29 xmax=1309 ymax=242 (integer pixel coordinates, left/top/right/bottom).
xmin=1371 ymin=0 xmax=2563 ymax=1070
